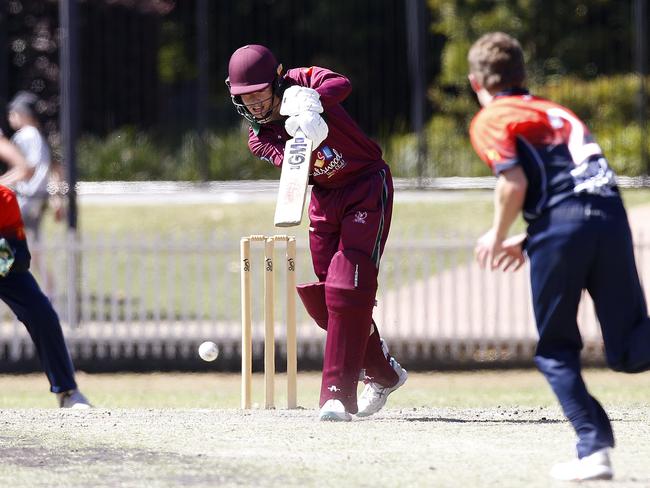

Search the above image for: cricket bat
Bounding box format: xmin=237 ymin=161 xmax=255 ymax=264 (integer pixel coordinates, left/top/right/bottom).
xmin=274 ymin=130 xmax=312 ymax=227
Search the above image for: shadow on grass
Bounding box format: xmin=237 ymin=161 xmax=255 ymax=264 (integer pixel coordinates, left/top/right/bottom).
xmin=403 ymin=417 xmax=565 ymax=424
xmin=0 ymin=437 xmax=273 ymax=487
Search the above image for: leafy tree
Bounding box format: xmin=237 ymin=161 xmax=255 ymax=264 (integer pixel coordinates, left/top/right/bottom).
xmin=420 ymin=0 xmax=646 ymax=177
xmin=429 ymin=0 xmax=633 ymax=86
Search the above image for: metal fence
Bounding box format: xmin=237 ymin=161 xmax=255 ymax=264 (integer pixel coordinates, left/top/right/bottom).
xmin=2 ymin=230 xmax=648 ymax=371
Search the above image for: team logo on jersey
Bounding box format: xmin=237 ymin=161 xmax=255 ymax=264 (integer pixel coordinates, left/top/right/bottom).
xmin=312 ymin=147 xmax=347 ymax=178
xmin=327 ymin=385 xmax=340 ymax=392
xmin=321 ymin=146 xmax=334 ymax=160
xmin=315 ymin=148 xmax=330 ymax=167
xmin=353 ymin=211 xmax=367 ymax=224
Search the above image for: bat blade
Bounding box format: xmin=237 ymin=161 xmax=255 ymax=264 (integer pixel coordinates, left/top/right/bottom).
xmin=274 ymin=130 xmax=312 ymax=227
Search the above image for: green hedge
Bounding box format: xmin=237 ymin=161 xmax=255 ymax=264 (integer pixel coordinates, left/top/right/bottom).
xmin=77 ymin=124 xmax=276 ymax=181
xmin=383 ymin=74 xmax=650 ymax=177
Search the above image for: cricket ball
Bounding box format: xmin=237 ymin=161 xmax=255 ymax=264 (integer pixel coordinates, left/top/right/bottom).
xmin=198 ymin=341 xmax=219 ymax=362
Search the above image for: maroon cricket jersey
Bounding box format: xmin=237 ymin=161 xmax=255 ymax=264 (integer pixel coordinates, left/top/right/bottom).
xmin=247 ymin=66 xmax=388 ymax=189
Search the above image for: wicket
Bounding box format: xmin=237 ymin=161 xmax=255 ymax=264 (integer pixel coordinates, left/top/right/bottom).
xmin=240 ymin=235 xmax=298 ymax=409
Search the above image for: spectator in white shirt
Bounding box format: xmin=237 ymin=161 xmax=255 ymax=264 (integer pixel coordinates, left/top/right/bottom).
xmin=0 ymin=91 xmax=62 ymax=294
xmin=4 ymin=91 xmax=53 ymax=240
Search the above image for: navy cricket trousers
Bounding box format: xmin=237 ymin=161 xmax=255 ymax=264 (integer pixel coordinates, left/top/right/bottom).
xmin=526 ymin=195 xmax=650 ymax=458
xmin=0 ymin=271 xmax=77 ymax=393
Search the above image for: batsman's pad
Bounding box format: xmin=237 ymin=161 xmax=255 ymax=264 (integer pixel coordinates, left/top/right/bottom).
xmin=296 ymin=281 xmax=328 ymax=330
xmin=325 ymin=250 xmax=378 ymax=311
xmin=297 ymin=281 xmax=378 ymax=336
xmin=321 ymin=250 xmax=378 ymax=413
xmin=326 ymin=249 xmax=378 ymax=293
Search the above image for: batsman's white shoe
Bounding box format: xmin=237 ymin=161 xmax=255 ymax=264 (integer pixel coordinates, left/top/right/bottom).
xmin=57 ymin=389 xmax=93 ymax=409
xmin=550 ymin=448 xmax=613 ymax=481
xmin=319 ymin=399 xmax=352 ymax=422
xmin=356 ymin=357 xmax=408 ymax=417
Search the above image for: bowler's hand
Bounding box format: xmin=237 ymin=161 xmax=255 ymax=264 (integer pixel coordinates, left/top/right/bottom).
xmin=474 ymin=228 xmax=503 ymax=270
xmin=475 ymin=230 xmax=526 ymax=272
xmin=495 ymin=233 xmax=526 ymax=272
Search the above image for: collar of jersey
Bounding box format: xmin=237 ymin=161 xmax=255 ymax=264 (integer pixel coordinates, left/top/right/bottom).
xmin=251 ymin=119 xmax=286 ymax=136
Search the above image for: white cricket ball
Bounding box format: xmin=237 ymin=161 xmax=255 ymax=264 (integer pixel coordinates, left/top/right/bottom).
xmin=198 ymin=341 xmax=219 ymax=362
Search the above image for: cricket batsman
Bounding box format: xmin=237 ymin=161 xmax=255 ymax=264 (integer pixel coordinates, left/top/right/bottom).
xmin=0 ymin=183 xmax=91 ymax=408
xmin=468 ymin=32 xmax=650 ymax=481
xmin=227 ymin=44 xmax=408 ymax=421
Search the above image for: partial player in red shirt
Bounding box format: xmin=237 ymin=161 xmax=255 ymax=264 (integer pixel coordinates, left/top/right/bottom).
xmin=0 ymin=184 xmax=91 ymax=408
xmin=468 ymin=32 xmax=650 ymax=481
xmin=227 ymin=45 xmax=407 ymax=421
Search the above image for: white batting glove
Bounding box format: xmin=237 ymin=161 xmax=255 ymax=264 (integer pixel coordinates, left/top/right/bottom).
xmin=285 ymin=111 xmax=328 ymax=148
xmin=280 ymin=85 xmax=323 ymax=116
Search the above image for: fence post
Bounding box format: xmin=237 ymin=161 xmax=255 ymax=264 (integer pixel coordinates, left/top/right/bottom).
xmin=196 ymin=0 xmax=209 ymax=181
xmin=59 ymin=0 xmax=80 ymax=328
xmin=634 ymin=0 xmax=648 ymax=176
xmin=405 ymin=0 xmax=428 ymax=185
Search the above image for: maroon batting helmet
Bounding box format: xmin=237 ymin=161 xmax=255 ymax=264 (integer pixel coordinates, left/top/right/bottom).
xmin=227 ymin=44 xmax=278 ymax=96
xmin=226 ymin=44 xmax=286 ymax=123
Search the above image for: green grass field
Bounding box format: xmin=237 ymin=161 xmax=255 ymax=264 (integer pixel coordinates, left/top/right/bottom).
xmin=42 ymin=194 xmax=497 ymax=239
xmin=2 ymin=369 xmax=648 ymax=409
xmin=40 ymin=187 xmax=650 ymax=238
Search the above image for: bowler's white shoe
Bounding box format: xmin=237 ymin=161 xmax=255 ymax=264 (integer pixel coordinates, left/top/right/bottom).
xmin=550 ymin=447 xmax=613 ymax=481
xmin=319 ymin=399 xmax=352 ymax=422
xmin=356 ymin=357 xmax=408 ymax=417
xmin=57 ymin=389 xmax=93 ymax=409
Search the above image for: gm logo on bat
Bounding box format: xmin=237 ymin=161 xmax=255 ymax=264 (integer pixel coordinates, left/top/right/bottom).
xmin=287 ymin=138 xmax=308 ymax=166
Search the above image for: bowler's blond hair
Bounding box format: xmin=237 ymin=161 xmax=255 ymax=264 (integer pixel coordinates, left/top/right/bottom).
xmin=468 ymin=32 xmax=526 ymax=93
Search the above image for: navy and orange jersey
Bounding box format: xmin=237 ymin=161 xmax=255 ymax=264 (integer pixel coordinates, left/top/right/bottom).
xmin=0 ymin=185 xmax=30 ymax=271
xmin=247 ymin=66 xmax=388 ymax=190
xmin=470 ymin=91 xmax=618 ymax=222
